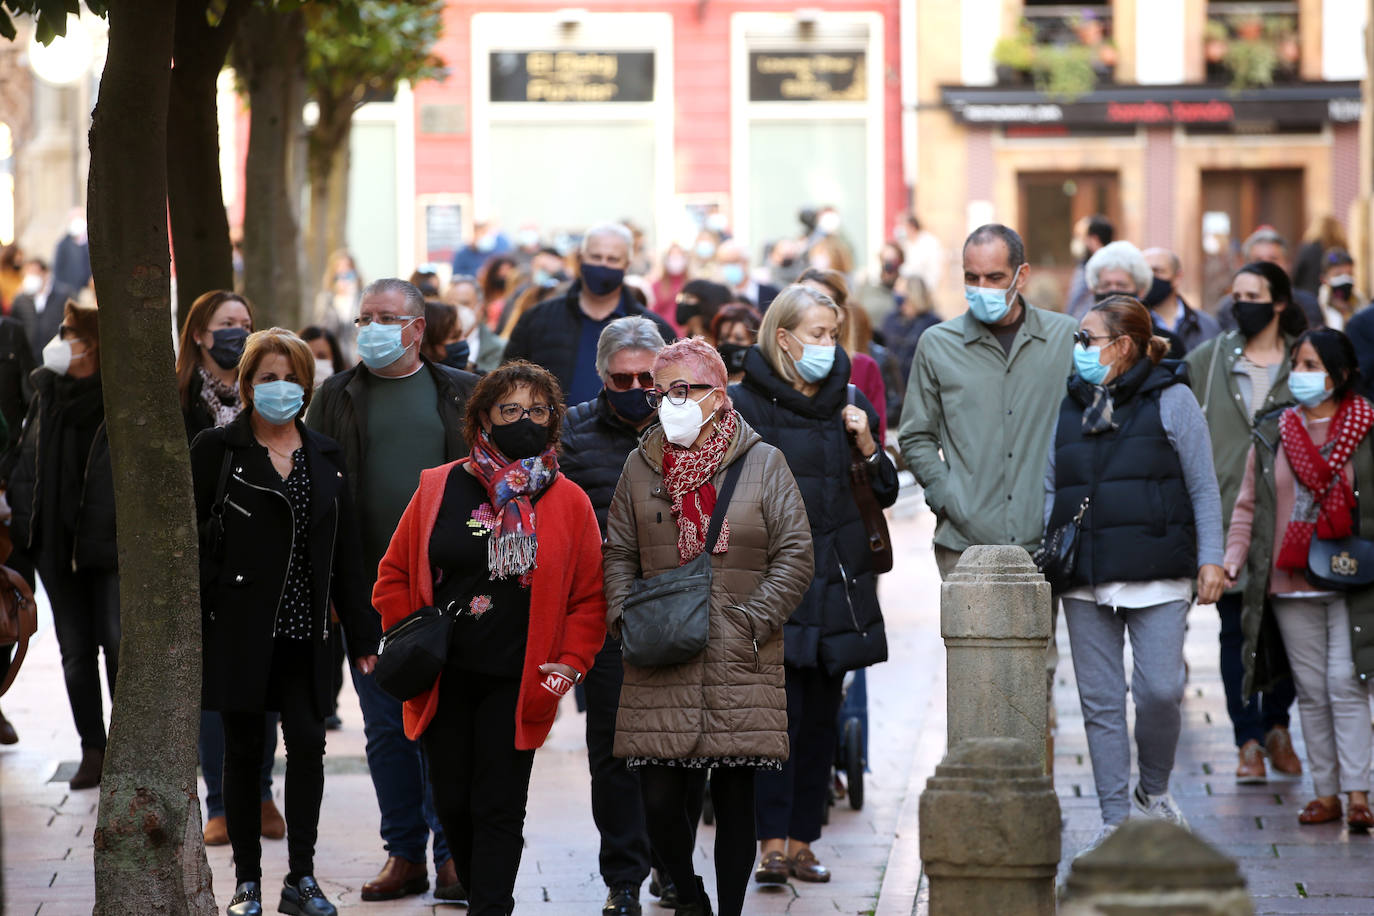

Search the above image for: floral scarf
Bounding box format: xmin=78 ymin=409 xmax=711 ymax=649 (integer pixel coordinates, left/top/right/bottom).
xmin=197 ymin=365 xmax=241 ymax=428
xmin=468 ymin=430 xmax=559 ymax=579
xmin=1275 ymin=393 xmax=1374 ymax=571
xmin=661 ymin=410 xmax=737 ymax=565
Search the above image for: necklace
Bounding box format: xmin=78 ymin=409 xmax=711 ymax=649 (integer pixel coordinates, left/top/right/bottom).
xmin=257 ymin=438 xmax=299 ymax=461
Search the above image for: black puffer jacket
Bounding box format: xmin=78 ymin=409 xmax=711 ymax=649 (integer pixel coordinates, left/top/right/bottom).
xmin=191 ymin=412 xmax=381 ymax=715
xmin=5 ymin=368 xmax=116 ymax=575
xmin=730 ymin=345 xmax=899 ymax=672
xmin=560 ymin=391 xmax=643 ymax=535
xmin=0 ymin=317 xmax=34 ymax=460
xmin=502 ymin=280 xmax=675 ymax=399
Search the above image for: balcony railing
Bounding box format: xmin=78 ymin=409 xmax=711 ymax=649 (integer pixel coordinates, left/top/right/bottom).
xmin=1204 ymin=2 xmax=1300 ymax=89
xmin=993 ymin=5 xmax=1115 ymax=99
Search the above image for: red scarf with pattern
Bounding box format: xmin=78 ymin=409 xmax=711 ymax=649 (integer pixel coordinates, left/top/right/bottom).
xmin=1276 ymin=394 xmax=1374 ymax=571
xmin=661 ymin=410 xmax=737 ymax=565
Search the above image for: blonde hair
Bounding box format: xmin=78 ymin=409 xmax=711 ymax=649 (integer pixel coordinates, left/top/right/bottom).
xmin=238 ymin=328 xmax=316 ymax=417
xmin=758 ymin=284 xmax=843 ymax=385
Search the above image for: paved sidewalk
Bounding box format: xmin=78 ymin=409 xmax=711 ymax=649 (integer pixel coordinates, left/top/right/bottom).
xmin=1 ymin=500 xmax=945 ymax=915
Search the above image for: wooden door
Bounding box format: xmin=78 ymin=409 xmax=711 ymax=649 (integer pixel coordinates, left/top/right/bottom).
xmin=1017 ymin=171 xmax=1121 ymax=312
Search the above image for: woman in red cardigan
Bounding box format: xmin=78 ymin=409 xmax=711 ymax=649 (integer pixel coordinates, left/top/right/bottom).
xmin=373 ymin=360 xmax=607 ymax=916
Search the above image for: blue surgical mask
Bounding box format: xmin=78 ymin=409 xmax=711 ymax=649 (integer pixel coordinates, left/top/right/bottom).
xmin=254 ymin=380 xmax=305 ymax=426
xmin=1289 ymin=370 xmax=1331 ymax=408
xmin=721 ymin=263 xmax=745 ymax=288
xmin=1073 ymin=342 xmax=1111 ymax=386
xmin=356 ymin=318 xmax=415 ymax=370
xmin=964 ymin=265 xmax=1023 ymax=325
xmin=788 ymin=331 xmax=836 ymax=383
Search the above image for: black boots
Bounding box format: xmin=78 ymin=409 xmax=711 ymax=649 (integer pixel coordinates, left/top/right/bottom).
xmin=675 ymin=878 xmax=713 ymax=916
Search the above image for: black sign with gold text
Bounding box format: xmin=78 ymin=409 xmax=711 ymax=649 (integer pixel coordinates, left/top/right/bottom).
xmin=489 ymin=50 xmax=654 ymax=103
xmin=749 ymin=50 xmax=866 ymax=102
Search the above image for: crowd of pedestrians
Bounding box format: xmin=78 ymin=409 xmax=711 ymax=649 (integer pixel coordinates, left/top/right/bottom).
xmin=2 ymin=201 xmax=1374 ymax=916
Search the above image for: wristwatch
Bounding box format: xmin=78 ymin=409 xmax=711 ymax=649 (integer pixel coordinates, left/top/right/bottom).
xmin=864 ymin=449 xmax=882 ymax=467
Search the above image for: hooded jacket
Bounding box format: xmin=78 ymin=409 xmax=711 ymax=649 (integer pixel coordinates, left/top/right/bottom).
xmin=603 ymin=415 xmax=813 ymax=760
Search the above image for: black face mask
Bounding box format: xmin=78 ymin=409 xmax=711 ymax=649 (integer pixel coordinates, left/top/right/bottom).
xmin=441 ymin=340 xmax=470 ymax=370
xmin=489 ymin=418 xmax=549 ymax=461
xmin=1233 ymin=299 xmax=1276 ymax=339
xmin=717 ymin=342 xmax=750 ymax=374
xmin=580 ymin=264 xmax=625 ymax=297
xmin=1092 ymin=290 xmax=1118 ymax=304
xmin=1142 ymin=276 xmax=1174 ymax=308
xmin=604 ymin=386 xmax=656 ymax=424
xmin=676 ymin=300 xmax=700 ymax=328
xmin=207 ymin=327 xmax=249 ymax=370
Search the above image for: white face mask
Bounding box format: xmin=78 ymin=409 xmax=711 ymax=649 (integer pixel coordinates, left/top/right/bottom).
xmin=20 ymin=273 xmax=42 ymax=296
xmin=455 ymin=306 xmax=479 ymax=336
xmin=42 ymin=337 xmax=86 ymax=375
xmin=314 ymin=358 xmax=335 ymax=384
xmin=658 ymin=388 xmax=717 ymax=447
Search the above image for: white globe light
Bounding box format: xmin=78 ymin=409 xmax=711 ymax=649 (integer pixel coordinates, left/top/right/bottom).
xmin=28 ymin=15 xmax=94 ymax=87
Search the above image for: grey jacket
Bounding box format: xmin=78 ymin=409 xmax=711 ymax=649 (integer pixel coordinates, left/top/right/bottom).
xmin=897 ymin=302 xmax=1077 ymax=552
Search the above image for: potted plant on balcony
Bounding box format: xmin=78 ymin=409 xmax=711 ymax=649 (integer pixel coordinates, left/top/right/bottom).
xmin=1034 ymin=44 xmax=1097 ymax=100
xmin=993 ymin=20 xmax=1036 ymax=85
xmin=1204 ymin=21 xmax=1229 ymax=64
xmin=1223 ymin=28 xmax=1278 ymax=89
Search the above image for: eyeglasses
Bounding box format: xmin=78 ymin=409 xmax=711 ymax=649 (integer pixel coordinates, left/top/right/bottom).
xmin=646 ymin=382 xmax=714 ymax=408
xmin=494 ymin=403 xmax=553 ymax=425
xmin=353 ymin=314 xmax=418 ymax=328
xmin=1073 ymin=330 xmax=1116 ymax=348
xmin=608 ymin=371 xmax=654 ymax=391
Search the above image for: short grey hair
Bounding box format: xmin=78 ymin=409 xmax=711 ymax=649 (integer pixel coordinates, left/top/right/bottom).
xmin=361 ymin=278 xmax=425 ymax=316
xmin=580 ymin=222 xmax=634 ymax=257
xmin=964 ymin=224 xmax=1026 ymax=272
xmin=1243 ymin=227 xmax=1288 ymax=257
xmin=596 ymin=316 xmax=665 ymax=378
xmin=1085 ymin=241 xmax=1152 ymax=295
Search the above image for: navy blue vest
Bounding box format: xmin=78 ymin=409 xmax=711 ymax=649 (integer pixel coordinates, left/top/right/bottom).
xmin=1048 ymin=360 xmax=1197 ymax=587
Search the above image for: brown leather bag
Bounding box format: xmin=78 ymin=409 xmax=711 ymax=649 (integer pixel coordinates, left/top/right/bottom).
xmin=0 ymin=565 xmax=37 ymax=697
xmin=845 ymin=385 xmax=893 ymax=575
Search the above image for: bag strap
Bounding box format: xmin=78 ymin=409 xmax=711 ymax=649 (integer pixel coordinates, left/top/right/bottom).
xmin=0 ymin=568 xmax=37 ymax=698
xmin=208 ymin=447 xmax=233 ymax=523
xmin=1200 ymin=338 xmax=1223 ymax=417
xmin=705 ymin=457 xmax=746 ymax=553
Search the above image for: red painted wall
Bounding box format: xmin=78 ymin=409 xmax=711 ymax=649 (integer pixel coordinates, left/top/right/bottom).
xmin=413 ymin=0 xmax=905 ymax=240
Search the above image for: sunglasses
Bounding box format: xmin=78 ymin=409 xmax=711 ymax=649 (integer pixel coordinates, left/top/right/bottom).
xmin=1073 ymin=329 xmax=1116 ymax=348
xmin=608 ymin=371 xmax=654 ymax=391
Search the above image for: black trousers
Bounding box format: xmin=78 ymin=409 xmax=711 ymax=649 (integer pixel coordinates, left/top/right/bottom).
xmin=39 ymin=564 xmax=119 ymax=751
xmin=754 ymin=663 xmax=845 ymax=842
xmin=1217 ymin=592 xmax=1295 ymax=746
xmin=640 ymin=765 xmax=755 ymax=916
xmin=221 ymin=639 xmax=326 ymax=884
xmin=584 ymin=635 xmax=653 ymax=888
xmin=423 ymin=668 xmax=536 ymax=916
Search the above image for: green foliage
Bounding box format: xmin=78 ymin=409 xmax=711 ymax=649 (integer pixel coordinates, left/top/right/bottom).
xmin=305 ymin=0 xmax=447 ymax=108
xmin=0 ymin=0 xmax=107 ymax=44
xmin=1033 ymin=44 xmax=1097 ymax=100
xmin=992 ymin=20 xmax=1036 ymax=72
xmin=1223 ymin=38 xmax=1278 ymax=90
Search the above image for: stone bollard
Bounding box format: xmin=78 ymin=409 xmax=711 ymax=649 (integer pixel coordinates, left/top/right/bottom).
xmin=919 ymin=737 xmax=1061 ymax=916
xmin=941 ymin=545 xmax=1053 ymax=771
xmin=1060 ymin=820 xmax=1252 ymax=915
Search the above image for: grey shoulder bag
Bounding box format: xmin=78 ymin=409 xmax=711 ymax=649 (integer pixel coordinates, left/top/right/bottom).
xmin=620 ymin=458 xmax=745 ymax=668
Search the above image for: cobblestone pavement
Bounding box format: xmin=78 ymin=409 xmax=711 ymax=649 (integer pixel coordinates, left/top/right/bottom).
xmin=0 ymin=497 xmax=944 ymax=915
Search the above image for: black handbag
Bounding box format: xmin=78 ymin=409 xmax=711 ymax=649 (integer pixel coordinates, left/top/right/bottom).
xmin=1034 ymin=496 xmax=1090 ymax=590
xmin=1305 ymin=475 xmax=1374 ymax=591
xmin=199 ymin=449 xmax=234 ymax=562
xmin=374 ymin=601 xmax=456 ymax=701
xmin=620 ymin=459 xmax=744 ymax=668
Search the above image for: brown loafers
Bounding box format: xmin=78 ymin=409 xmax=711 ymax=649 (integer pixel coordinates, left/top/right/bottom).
xmin=1235 ymin=740 xmax=1267 ymax=784
xmin=1265 ymin=726 xmax=1304 ymax=775
xmin=790 ymin=848 xmax=831 ymax=883
xmin=1298 ymin=797 xmax=1342 ymax=824
xmin=1347 ymin=802 xmax=1374 ymax=831
xmin=361 ymin=856 xmax=429 ymax=901
xmin=260 ymin=799 xmax=286 ymax=840
xmin=203 ymin=815 xmax=229 ymax=846
xmin=753 ymin=850 xmax=790 ymax=885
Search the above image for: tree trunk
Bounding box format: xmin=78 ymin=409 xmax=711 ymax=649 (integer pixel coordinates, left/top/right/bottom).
xmin=304 ymin=95 xmax=354 ymax=311
xmin=167 ymin=0 xmax=248 ymax=333
xmin=237 ymin=4 xmax=306 ymax=330
xmin=88 ymin=1 xmax=215 ymax=912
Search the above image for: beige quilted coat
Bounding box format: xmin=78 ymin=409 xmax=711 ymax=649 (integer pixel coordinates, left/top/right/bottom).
xmin=603 ymin=414 xmax=814 ymax=761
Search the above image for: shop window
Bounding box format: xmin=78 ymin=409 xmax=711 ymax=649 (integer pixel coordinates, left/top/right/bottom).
xmin=1016 ymin=171 xmax=1121 ymax=312
xmin=994 ymin=2 xmax=1116 ymax=92
xmin=1199 ymin=168 xmax=1304 ymax=310
xmin=1204 ymin=1 xmax=1300 ymax=89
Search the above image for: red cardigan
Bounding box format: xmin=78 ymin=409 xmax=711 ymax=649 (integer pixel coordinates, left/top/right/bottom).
xmin=373 ymin=460 xmax=607 ymax=748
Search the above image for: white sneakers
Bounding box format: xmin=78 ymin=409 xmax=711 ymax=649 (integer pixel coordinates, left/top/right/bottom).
xmin=1132 ymin=784 xmax=1190 ymax=829
xmin=1074 ymin=822 xmax=1119 ymax=860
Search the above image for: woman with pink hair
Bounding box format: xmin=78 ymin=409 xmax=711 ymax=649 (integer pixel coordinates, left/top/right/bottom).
xmin=604 ymin=338 xmax=814 ymax=916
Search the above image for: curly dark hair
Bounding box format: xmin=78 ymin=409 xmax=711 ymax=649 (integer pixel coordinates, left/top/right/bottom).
xmin=463 ymin=360 xmax=566 ymax=451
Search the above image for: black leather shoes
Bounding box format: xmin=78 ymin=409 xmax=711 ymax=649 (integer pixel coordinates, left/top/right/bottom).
xmin=603 ymin=883 xmax=642 ymax=915
xmin=226 ymin=881 xmax=261 ymax=916
xmin=279 ymin=876 xmax=336 ymax=916
xmin=649 ymin=869 xmax=679 ymax=907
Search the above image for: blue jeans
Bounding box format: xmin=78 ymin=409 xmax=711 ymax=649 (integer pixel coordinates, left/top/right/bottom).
xmin=1218 ymin=592 xmax=1295 ymax=747
xmin=350 ymin=661 xmax=451 ymax=866
xmin=200 ymin=710 xmax=278 ymax=820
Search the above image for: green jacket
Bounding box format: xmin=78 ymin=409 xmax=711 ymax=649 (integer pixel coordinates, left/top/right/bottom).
xmin=897 ymin=303 xmax=1077 ymax=552
xmin=1240 ymin=406 xmax=1374 ymax=696
xmin=1186 ymin=331 xmax=1295 ymax=592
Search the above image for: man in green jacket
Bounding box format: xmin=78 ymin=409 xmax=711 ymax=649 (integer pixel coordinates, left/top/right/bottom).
xmin=898 ymin=224 xmax=1077 ymax=579
xmin=1186 ymin=321 xmax=1302 ymax=783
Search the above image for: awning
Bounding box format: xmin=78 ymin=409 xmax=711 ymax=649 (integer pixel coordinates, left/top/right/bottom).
xmin=939 ymin=81 xmax=1362 ymax=128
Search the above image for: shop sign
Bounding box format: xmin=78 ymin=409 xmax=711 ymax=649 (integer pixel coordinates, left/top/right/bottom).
xmin=489 ymin=50 xmax=654 ymax=103
xmin=749 ymin=50 xmax=866 ymax=102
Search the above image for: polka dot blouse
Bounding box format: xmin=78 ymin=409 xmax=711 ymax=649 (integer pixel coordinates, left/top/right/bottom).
xmin=275 ymin=447 xmax=315 ymax=640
